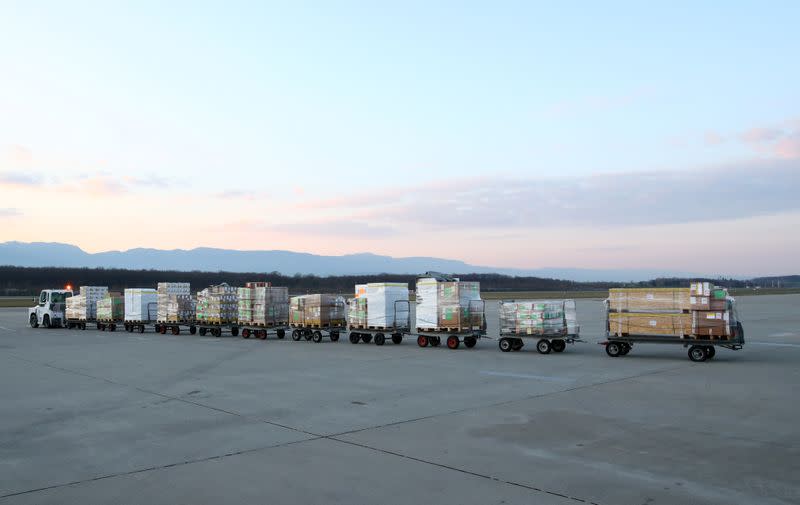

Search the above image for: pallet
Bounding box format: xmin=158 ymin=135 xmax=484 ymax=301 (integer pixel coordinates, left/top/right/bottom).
xmin=157 ymin=319 xmax=192 ymax=324
xmin=195 ymin=320 xmax=236 ymax=326
xmin=416 ymin=327 xmax=479 ymax=333
xmin=290 ymin=323 xmax=345 ymax=329
xmin=97 ymin=319 xmax=122 ymax=323
xmin=241 ymin=321 xmax=288 ymax=328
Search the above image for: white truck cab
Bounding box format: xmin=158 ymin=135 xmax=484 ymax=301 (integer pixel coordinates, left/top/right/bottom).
xmin=28 ymin=289 xmax=73 ymax=328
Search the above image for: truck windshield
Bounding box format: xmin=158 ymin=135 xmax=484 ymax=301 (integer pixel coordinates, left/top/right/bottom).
xmin=50 ymin=293 xmax=72 ymax=304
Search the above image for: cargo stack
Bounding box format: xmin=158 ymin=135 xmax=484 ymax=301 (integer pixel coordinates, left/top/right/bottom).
xmin=289 ymin=294 xmax=346 ymax=327
xmin=689 ymin=282 xmax=732 ymax=338
xmin=237 ymin=282 xmax=289 ymax=325
xmin=499 ymin=300 xmax=568 ymax=336
xmin=564 ymin=299 xmax=580 ymax=335
xmin=415 ymin=277 xmax=485 ymax=331
xmin=65 ymin=286 xmax=108 ymax=320
xmin=157 ymin=282 xmax=195 ymax=323
xmin=125 ymin=288 xmax=158 ymax=322
xmin=196 ymin=283 xmax=238 ymax=323
xmin=96 ymin=294 xmax=124 ymax=321
xmin=348 ymin=283 xmax=409 ymax=329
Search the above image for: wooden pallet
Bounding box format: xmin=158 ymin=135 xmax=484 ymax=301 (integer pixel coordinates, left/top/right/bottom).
xmin=195 ymin=320 xmax=236 ymax=326
xmin=157 ymin=319 xmax=192 ymax=324
xmin=241 ymin=321 xmax=288 ymax=328
xmin=290 ymin=323 xmax=345 ymax=329
xmin=416 ymin=327 xmax=476 ymax=333
xmin=608 ymin=309 xmax=691 ymax=314
xmin=97 ymin=319 xmax=122 ymax=323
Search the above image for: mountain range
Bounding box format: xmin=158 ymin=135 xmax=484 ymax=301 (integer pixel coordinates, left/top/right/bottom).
xmin=0 ymin=241 xmax=714 ymax=282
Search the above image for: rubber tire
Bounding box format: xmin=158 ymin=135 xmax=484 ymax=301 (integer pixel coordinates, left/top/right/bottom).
xmin=551 ymin=339 xmax=566 ymax=353
xmin=536 ymin=339 xmax=551 ymax=354
xmin=189 ymin=325 xmax=197 ymax=335
xmin=430 ymin=337 xmax=441 ymax=347
xmin=242 ymin=328 xmax=251 ymax=339
xmin=704 ymin=346 xmax=716 ymax=359
xmin=417 ymin=335 xmax=428 ymax=347
xmin=374 ymin=333 xmax=385 ymax=346
xmin=199 ymin=327 xmax=207 ymax=336
xmin=619 ymin=343 xmax=631 ymax=355
xmin=512 ymin=340 xmax=524 ymax=351
xmin=304 ymin=331 xmax=312 ymax=341
xmin=391 ymin=334 xmax=402 ymax=345
xmin=312 ymin=331 xmax=323 ymax=343
xmin=605 ymin=342 xmax=622 ymax=357
xmin=231 ymin=327 xmax=239 ymax=337
xmin=171 ymin=326 xmax=179 ymax=335
xmin=277 ymin=329 xmax=285 ymax=339
xmin=159 ymin=325 xmax=167 ymax=335
xmin=689 ymin=345 xmax=707 ymax=362
xmin=330 ymin=331 xmax=340 ymax=342
xmin=361 ymin=334 xmax=373 ymax=344
xmin=260 ymin=330 xmax=269 ymax=340
xmin=464 ymin=336 xmax=477 ymax=349
xmin=138 ymin=325 xmax=145 ymax=334
xmin=30 ymin=314 xmax=39 ymax=328
xmin=447 ymin=336 xmax=459 ymax=350
xmin=42 ymin=315 xmax=51 ymax=329
xmin=213 ymin=328 xmax=222 ymax=338
xmin=292 ymin=329 xmax=301 ymax=341
xmin=109 ymin=324 xmax=117 ymax=332
xmin=499 ymin=338 xmax=512 ymax=352
xmin=349 ymin=333 xmax=360 ymax=344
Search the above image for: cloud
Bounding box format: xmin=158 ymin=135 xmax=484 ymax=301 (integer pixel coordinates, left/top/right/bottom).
xmin=304 ymin=159 xmax=800 ymax=230
xmin=1 ymin=145 xmax=33 ymax=169
xmin=739 ymin=127 xmax=783 ymax=144
xmin=0 ymin=171 xmax=43 ymax=186
xmin=703 ymin=118 xmax=800 ymax=159
xmin=0 ymin=208 xmax=21 ymax=217
xmin=773 ymin=132 xmax=800 ymax=159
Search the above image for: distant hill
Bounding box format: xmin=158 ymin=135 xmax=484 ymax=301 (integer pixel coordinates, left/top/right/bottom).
xmin=0 ymin=241 xmax=731 ymax=282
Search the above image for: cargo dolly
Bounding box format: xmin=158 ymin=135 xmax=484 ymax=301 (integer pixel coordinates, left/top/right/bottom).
xmin=66 ymin=318 xmax=93 ymax=330
xmin=413 ymin=301 xmax=486 ymax=350
xmin=348 ymin=300 xmax=410 ymax=346
xmin=238 ymin=302 xmax=289 ymax=340
xmin=155 ymin=320 xmax=240 ymax=338
xmin=600 ymin=300 xmax=745 ymax=362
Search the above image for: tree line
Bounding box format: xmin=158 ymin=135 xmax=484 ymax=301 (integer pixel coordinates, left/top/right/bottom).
xmin=0 ymin=266 xmax=753 ymax=296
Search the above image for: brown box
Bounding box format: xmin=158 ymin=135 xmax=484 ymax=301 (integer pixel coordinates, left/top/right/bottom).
xmin=692 ymin=310 xmax=730 ymax=337
xmin=608 ymin=312 xmax=691 ymax=336
xmin=608 ymin=288 xmax=690 ymax=312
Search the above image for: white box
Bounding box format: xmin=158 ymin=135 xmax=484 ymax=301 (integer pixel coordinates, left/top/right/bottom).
xmin=415 ymin=278 xmax=439 ymax=329
xmin=365 ymin=283 xmax=409 ymax=328
xmin=125 ymin=288 xmax=158 ymax=322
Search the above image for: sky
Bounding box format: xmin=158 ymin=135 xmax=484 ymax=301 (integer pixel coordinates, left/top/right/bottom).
xmin=1 ymin=1 xmax=799 ymax=276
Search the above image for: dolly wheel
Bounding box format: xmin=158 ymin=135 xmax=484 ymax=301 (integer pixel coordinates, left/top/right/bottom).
xmin=391 ymin=333 xmax=403 ymax=345
xmin=330 ymin=331 xmax=340 ymax=342
xmin=688 ymin=345 xmax=707 ymax=362
xmin=361 ymin=334 xmax=372 ymax=344
xmin=109 ymin=324 xmax=116 ymax=332
xmin=619 ymin=343 xmax=630 ymax=355
xmin=291 ymin=329 xmax=301 ymax=341
xmin=159 ymin=325 xmax=167 ymax=335
xmin=704 ymin=346 xmax=716 ymax=359
xmin=277 ymin=329 xmax=285 ymax=339
xmin=417 ymin=335 xmax=428 ymax=347
xmin=536 ymin=339 xmax=551 ymax=354
xmin=605 ymin=342 xmax=622 ymax=357
xmin=512 ymin=340 xmax=524 ymax=351
xmin=499 ymin=338 xmax=512 ymax=352
xmin=447 ymin=335 xmax=459 ymax=350
xmin=242 ymin=328 xmax=251 ymax=339
xmin=213 ymin=328 xmax=222 ymax=338
xmin=189 ymin=325 xmax=197 ymax=335
xmin=231 ymin=327 xmax=239 ymax=337
xmin=430 ymin=337 xmax=441 ymax=347
xmin=464 ymin=336 xmax=477 ymax=349
xmin=551 ymin=339 xmax=566 ymax=353
xmin=258 ymin=330 xmax=267 ymax=340
xmin=199 ymin=327 xmax=207 ymax=336
xmin=349 ymin=332 xmax=360 ymax=344
xmin=374 ymin=333 xmax=385 ymax=346
xmin=171 ymin=326 xmax=180 ymax=335
xmin=312 ymin=331 xmax=323 ymax=343
xmin=138 ymin=325 xmax=145 ymax=334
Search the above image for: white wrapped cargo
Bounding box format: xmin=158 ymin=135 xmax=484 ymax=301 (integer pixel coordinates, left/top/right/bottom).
xmin=125 ymin=288 xmax=157 ymax=322
xmin=415 ymin=278 xmax=440 ymax=330
xmin=363 ymin=283 xmax=409 ymax=328
xmin=415 ymin=277 xmax=484 ymax=330
xmin=564 ymin=299 xmax=579 ymax=336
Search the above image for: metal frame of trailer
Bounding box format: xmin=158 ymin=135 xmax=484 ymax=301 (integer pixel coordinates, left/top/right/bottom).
xmin=154 ymin=321 xmax=240 ymax=338
xmin=289 ymin=325 xmax=344 ymax=343
xmin=66 ymin=318 xmax=93 ymax=330
xmin=601 ymin=301 xmax=745 ymax=362
xmin=348 ymin=300 xmax=411 ymax=346
xmin=497 ymin=331 xmax=582 ymax=354
xmin=238 ymin=301 xmax=290 ymax=340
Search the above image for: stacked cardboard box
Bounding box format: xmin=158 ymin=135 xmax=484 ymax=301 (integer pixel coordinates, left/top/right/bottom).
xmin=125 ymin=288 xmax=158 ymax=322
xmin=196 ymin=284 xmax=238 ymax=323
xmin=692 ymin=310 xmax=730 ymax=337
xmin=689 ymin=281 xmax=728 ymax=311
xmin=97 ymin=295 xmax=124 ymax=321
xmin=608 ymin=312 xmax=692 ymax=336
xmin=289 ymin=294 xmax=346 ymax=326
xmin=348 ymin=283 xmax=409 ymax=329
xmin=157 ymin=282 xmax=195 ymax=322
xmin=499 ymin=300 xmax=569 ymax=336
xmin=65 ymin=286 xmax=108 ymax=320
xmin=608 ymin=288 xmax=690 ymax=312
xmin=237 ymin=282 xmax=289 ymax=325
xmin=415 ymin=277 xmax=485 ymax=331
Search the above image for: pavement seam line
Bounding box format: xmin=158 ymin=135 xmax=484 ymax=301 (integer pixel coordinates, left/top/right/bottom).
xmin=0 ymin=437 xmax=321 ymax=501
xmin=328 ymin=437 xmax=603 ymax=505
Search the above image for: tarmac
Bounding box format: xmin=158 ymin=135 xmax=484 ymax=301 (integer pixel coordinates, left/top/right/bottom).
xmin=0 ymin=294 xmax=798 ymax=505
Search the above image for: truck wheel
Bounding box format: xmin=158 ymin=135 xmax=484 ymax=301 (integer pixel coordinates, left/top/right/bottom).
xmin=258 ymin=330 xmax=267 ymax=340
xmin=430 ymin=337 xmax=441 ymax=347
xmin=42 ymin=315 xmax=51 ymax=328
xmin=605 ymin=342 xmax=622 ymax=357
xmin=138 ymin=325 xmax=145 ymax=333
xmin=392 ymin=333 xmax=403 ymax=344
xmin=349 ymin=332 xmax=360 ymax=344
xmin=374 ymin=333 xmax=385 ymax=346
xmin=213 ymin=328 xmax=222 ymax=338
xmin=551 ymin=340 xmax=566 ymax=353
xmin=704 ymin=346 xmax=716 ymax=359
xmin=304 ymin=330 xmax=312 ymax=341
xmin=231 ymin=327 xmax=239 ymax=337
xmin=417 ymin=335 xmax=428 ymax=347
xmin=30 ymin=314 xmax=39 ymax=328
xmin=312 ymin=331 xmax=323 ymax=343
xmin=512 ymin=339 xmax=524 ymax=351
xmin=242 ymin=328 xmax=251 ymax=339
xmin=688 ymin=345 xmax=707 ymax=362
xmin=330 ymin=331 xmax=340 ymax=342
xmin=109 ymin=324 xmax=116 ymax=332
xmin=499 ymin=338 xmax=512 ymax=352
xmin=361 ymin=334 xmax=372 ymax=344
xmin=464 ymin=336 xmax=477 ymax=348
xmin=619 ymin=343 xmax=631 ymax=355
xmin=81 ymin=323 xmax=87 ymax=330
xmin=277 ymin=329 xmax=285 ymax=339
xmin=189 ymin=325 xmax=197 ymax=335
xmin=536 ymin=339 xmax=551 ymax=354
xmin=447 ymin=335 xmax=460 ymax=349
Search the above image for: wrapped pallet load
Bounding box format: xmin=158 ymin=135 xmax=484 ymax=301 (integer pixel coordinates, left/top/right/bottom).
xmin=196 ymin=283 xmax=238 ymax=323
xmin=237 ymin=282 xmax=289 ymax=325
xmin=289 ymin=294 xmax=346 ymax=327
xmin=608 ymin=288 xmax=690 ymax=312
xmin=125 ymin=288 xmax=158 ymax=322
xmin=415 ymin=276 xmax=484 ymax=331
xmin=65 ymin=286 xmax=108 ymax=320
xmin=499 ymin=300 xmax=568 ymax=336
xmin=96 ymin=294 xmax=124 ymax=321
xmin=157 ymin=282 xmax=195 ymax=323
xmin=348 ymin=283 xmax=409 ymax=329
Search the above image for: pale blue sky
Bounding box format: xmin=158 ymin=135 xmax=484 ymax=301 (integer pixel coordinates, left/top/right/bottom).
xmin=1 ymin=1 xmax=799 ymax=273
